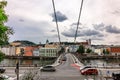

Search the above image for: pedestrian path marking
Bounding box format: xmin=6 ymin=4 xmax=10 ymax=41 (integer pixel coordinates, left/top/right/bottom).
xmin=71 ymin=64 xmax=80 ymax=70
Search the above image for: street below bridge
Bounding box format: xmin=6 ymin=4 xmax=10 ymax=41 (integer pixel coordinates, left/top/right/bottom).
xmin=2 ymin=53 xmax=120 ymax=80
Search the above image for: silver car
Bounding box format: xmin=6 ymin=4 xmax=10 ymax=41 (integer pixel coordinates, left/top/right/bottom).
xmin=40 ymin=65 xmax=56 ymax=72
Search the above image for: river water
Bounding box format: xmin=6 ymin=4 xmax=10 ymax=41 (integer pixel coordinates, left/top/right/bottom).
xmin=83 ymin=58 xmax=120 ymax=67
xmin=0 ymin=58 xmax=120 ymax=67
xmin=0 ymin=58 xmax=55 ymax=67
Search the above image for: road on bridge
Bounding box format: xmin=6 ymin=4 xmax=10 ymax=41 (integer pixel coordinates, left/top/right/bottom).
xmin=38 ymin=53 xmax=99 ymax=80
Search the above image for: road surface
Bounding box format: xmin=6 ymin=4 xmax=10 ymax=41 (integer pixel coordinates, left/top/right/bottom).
xmin=2 ymin=53 xmax=120 ymax=80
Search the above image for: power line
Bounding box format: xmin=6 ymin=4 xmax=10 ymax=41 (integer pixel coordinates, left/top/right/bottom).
xmin=52 ymin=0 xmax=61 ymax=44
xmin=74 ymin=0 xmax=84 ymax=43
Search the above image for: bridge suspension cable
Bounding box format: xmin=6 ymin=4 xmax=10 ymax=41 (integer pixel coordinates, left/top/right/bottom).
xmin=74 ymin=0 xmax=84 ymax=43
xmin=52 ymin=0 xmax=61 ymax=44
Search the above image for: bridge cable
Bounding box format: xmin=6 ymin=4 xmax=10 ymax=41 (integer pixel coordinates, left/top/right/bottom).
xmin=74 ymin=0 xmax=84 ymax=43
xmin=52 ymin=0 xmax=61 ymax=44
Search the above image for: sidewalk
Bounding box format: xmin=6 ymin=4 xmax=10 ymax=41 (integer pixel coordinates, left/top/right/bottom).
xmin=70 ymin=53 xmax=84 ymax=67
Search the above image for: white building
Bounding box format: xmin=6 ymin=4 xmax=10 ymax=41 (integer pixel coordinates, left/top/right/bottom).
xmin=33 ymin=48 xmax=40 ymax=56
xmin=0 ymin=46 xmax=16 ymax=56
xmin=39 ymin=48 xmax=60 ymax=57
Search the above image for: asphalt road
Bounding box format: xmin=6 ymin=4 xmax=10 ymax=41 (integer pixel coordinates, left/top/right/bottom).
xmin=2 ymin=53 xmax=120 ymax=80
xmin=38 ymin=53 xmax=99 ymax=80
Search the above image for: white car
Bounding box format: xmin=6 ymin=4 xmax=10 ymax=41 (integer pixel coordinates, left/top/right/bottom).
xmin=40 ymin=65 xmax=56 ymax=72
xmin=80 ymin=66 xmax=92 ymax=71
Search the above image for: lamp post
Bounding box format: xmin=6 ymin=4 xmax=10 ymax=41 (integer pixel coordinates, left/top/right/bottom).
xmin=15 ymin=48 xmax=24 ymax=80
xmin=15 ymin=62 xmax=19 ymax=80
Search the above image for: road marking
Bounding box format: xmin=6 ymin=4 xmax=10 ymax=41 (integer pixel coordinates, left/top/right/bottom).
xmin=71 ymin=64 xmax=80 ymax=70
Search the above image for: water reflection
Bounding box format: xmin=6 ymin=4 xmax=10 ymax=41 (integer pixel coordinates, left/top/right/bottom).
xmin=0 ymin=58 xmax=55 ymax=66
xmin=82 ymin=59 xmax=120 ymax=67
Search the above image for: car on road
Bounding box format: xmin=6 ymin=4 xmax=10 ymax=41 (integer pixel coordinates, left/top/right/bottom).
xmin=80 ymin=66 xmax=92 ymax=72
xmin=0 ymin=68 xmax=5 ymax=73
xmin=40 ymin=65 xmax=56 ymax=72
xmin=80 ymin=68 xmax=98 ymax=75
xmin=62 ymin=56 xmax=67 ymax=61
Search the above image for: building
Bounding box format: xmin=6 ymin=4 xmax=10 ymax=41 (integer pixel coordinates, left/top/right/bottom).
xmin=0 ymin=46 xmax=16 ymax=56
xmin=33 ymin=48 xmax=40 ymax=56
xmin=24 ymin=46 xmax=35 ymax=56
xmin=109 ymin=46 xmax=120 ymax=56
xmin=39 ymin=48 xmax=59 ymax=57
xmin=94 ymin=48 xmax=103 ymax=55
xmin=68 ymin=39 xmax=91 ymax=53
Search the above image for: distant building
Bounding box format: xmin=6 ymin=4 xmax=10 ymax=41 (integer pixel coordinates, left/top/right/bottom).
xmin=45 ymin=42 xmax=60 ymax=48
xmin=94 ymin=48 xmax=103 ymax=55
xmin=24 ymin=46 xmax=35 ymax=56
xmin=39 ymin=48 xmax=59 ymax=57
xmin=109 ymin=46 xmax=120 ymax=56
xmin=0 ymin=46 xmax=16 ymax=56
xmin=39 ymin=42 xmax=60 ymax=57
xmin=33 ymin=48 xmax=39 ymax=56
xmin=68 ymin=39 xmax=91 ymax=53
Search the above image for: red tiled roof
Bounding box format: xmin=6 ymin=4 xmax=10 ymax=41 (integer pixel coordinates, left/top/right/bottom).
xmin=111 ymin=47 xmax=120 ymax=53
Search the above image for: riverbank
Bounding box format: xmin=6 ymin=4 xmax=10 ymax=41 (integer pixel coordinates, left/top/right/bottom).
xmin=74 ymin=54 xmax=120 ymax=59
xmin=5 ymin=55 xmax=57 ymax=60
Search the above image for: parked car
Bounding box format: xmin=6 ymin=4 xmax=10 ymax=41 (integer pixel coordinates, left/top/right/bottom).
xmin=80 ymin=66 xmax=92 ymax=72
xmin=40 ymin=65 xmax=56 ymax=72
xmin=112 ymin=72 xmax=120 ymax=80
xmin=0 ymin=68 xmax=5 ymax=73
xmin=81 ymin=68 xmax=98 ymax=75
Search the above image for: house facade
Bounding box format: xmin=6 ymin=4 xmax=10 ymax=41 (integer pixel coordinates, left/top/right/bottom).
xmin=39 ymin=48 xmax=59 ymax=57
xmin=109 ymin=46 xmax=120 ymax=56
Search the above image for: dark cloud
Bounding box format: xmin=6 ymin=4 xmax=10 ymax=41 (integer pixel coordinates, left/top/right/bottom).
xmin=61 ymin=27 xmax=103 ymax=38
xmin=51 ymin=30 xmax=56 ymax=32
xmin=93 ymin=23 xmax=105 ymax=30
xmin=97 ymin=34 xmax=104 ymax=37
xmin=84 ymin=29 xmax=100 ymax=36
xmin=51 ymin=11 xmax=68 ymax=22
xmin=105 ymin=25 xmax=120 ymax=33
xmin=61 ymin=28 xmax=84 ymax=37
xmin=70 ymin=22 xmax=81 ymax=26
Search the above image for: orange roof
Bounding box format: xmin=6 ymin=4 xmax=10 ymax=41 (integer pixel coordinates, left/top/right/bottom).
xmin=111 ymin=47 xmax=120 ymax=53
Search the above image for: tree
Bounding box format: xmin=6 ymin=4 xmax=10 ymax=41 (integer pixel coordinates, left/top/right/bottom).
xmin=103 ymin=49 xmax=106 ymax=54
xmin=103 ymin=49 xmax=109 ymax=55
xmin=0 ymin=0 xmax=14 ymax=45
xmin=0 ymin=50 xmax=5 ymax=62
xmin=86 ymin=48 xmax=92 ymax=53
xmin=77 ymin=45 xmax=85 ymax=55
xmin=106 ymin=49 xmax=109 ymax=54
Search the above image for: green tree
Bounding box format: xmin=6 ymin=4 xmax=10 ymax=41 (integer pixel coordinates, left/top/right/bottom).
xmin=77 ymin=45 xmax=85 ymax=55
xmin=0 ymin=0 xmax=14 ymax=45
xmin=103 ymin=49 xmax=106 ymax=54
xmin=86 ymin=48 xmax=92 ymax=53
xmin=0 ymin=50 xmax=5 ymax=62
xmin=103 ymin=49 xmax=109 ymax=55
xmin=106 ymin=49 xmax=109 ymax=54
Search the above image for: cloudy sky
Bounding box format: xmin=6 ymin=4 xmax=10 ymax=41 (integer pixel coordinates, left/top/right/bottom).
xmin=3 ymin=0 xmax=120 ymax=45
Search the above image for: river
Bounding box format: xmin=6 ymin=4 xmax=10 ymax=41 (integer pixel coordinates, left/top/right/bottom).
xmin=0 ymin=58 xmax=120 ymax=67
xmin=0 ymin=58 xmax=55 ymax=67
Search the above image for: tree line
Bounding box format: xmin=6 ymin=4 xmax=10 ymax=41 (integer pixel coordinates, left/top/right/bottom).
xmin=0 ymin=0 xmax=14 ymax=61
